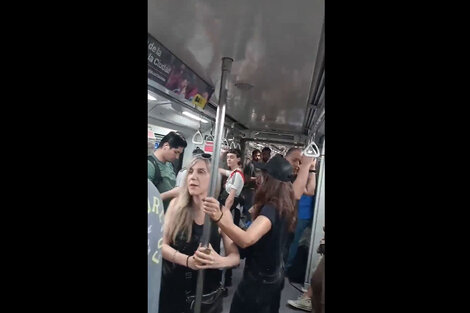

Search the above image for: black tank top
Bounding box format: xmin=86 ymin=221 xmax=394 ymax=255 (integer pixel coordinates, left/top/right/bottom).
xmin=160 ymin=220 xmax=222 ymax=312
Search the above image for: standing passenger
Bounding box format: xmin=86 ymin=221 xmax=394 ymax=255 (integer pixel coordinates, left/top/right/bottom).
xmin=148 ymin=131 xmax=188 ymax=213
xmin=241 ymin=149 xmax=261 ymax=221
xmin=261 ymin=146 xmax=271 ymax=163
xmin=159 ymin=154 xmax=240 ymax=313
xmin=283 ymin=147 xmax=317 ymax=264
xmin=202 ymin=154 xmax=297 ymax=313
xmin=217 ymin=148 xmax=245 ymax=290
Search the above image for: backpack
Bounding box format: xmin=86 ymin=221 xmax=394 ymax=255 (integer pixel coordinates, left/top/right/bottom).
xmin=229 ymin=169 xmax=245 ymax=184
xmin=148 ymin=155 xmax=162 ymax=187
xmin=218 ymin=169 xmax=245 ymax=209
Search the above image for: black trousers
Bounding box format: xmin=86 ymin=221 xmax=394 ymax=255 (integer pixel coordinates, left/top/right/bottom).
xmin=229 ymin=269 xmax=284 ymax=313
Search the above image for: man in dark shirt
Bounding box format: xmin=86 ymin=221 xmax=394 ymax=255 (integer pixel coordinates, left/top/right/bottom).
xmin=261 ymin=146 xmax=271 ymax=163
xmin=241 ymin=149 xmax=261 ymax=222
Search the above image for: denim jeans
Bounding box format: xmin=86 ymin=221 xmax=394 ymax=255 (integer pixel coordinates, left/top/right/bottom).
xmin=286 ymin=218 xmax=311 ymax=269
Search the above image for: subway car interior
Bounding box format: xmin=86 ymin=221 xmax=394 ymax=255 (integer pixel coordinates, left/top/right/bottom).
xmin=148 ymin=1 xmax=325 ymax=312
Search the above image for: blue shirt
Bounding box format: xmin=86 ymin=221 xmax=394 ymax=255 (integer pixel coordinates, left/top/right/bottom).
xmin=298 ymin=195 xmax=314 ymax=220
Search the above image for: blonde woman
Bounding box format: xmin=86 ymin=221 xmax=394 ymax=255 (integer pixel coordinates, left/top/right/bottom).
xmin=160 ymin=154 xmax=240 ymax=313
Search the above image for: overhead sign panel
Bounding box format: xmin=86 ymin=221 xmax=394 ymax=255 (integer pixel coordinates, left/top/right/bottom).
xmin=148 ymin=34 xmax=214 ymax=108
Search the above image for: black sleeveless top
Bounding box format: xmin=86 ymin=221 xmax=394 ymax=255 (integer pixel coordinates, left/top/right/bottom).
xmin=159 ymin=220 xmax=222 ymax=313
xmin=244 ymin=204 xmax=289 ymax=277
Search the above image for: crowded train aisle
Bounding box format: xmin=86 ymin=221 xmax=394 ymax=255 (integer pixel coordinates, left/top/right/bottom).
xmin=148 ymin=2 xmax=325 ymax=312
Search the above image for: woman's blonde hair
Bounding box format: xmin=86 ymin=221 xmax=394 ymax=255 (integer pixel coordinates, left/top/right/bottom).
xmin=168 ymin=156 xmax=212 ymax=244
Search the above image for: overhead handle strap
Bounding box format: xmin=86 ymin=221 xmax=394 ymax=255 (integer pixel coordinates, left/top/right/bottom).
xmin=303 ymin=141 xmax=320 ymax=158
xmin=192 ymin=130 xmax=204 ymax=145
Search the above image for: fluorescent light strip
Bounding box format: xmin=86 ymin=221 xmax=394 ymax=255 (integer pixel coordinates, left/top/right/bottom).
xmin=148 ymin=93 xmax=156 ymax=101
xmin=182 ymin=111 xmax=208 ymax=123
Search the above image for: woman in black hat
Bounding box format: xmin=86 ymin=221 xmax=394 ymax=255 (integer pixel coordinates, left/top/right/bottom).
xmin=202 ymin=154 xmax=296 ymax=313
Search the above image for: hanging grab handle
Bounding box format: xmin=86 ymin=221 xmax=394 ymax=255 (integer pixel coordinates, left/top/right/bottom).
xmin=192 ymin=130 xmax=204 ymax=145
xmin=205 ymin=134 xmax=214 ymax=142
xmin=303 ymin=141 xmax=320 ymax=158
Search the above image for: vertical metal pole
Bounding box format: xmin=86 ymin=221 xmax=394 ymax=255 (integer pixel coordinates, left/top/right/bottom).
xmin=304 ymin=139 xmax=325 ymax=287
xmin=194 ymin=57 xmax=233 ymax=313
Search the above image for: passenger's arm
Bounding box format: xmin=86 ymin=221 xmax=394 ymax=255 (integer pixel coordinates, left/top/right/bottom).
xmin=202 ymin=197 xmax=272 ymax=249
xmin=160 ymin=186 xmax=182 ymax=201
xmin=220 ymin=231 xmax=241 ymax=267
xmin=218 ymin=168 xmax=229 ymax=177
xmin=219 ymin=208 xmax=271 ymax=249
xmin=193 ymin=232 xmax=240 ymax=269
xmin=293 ymin=155 xmax=315 ymax=200
xmin=224 ymin=188 xmax=237 ymax=210
xmin=303 ymin=160 xmax=317 ymax=196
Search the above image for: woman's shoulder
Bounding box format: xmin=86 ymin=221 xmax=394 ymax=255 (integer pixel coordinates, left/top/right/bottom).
xmin=258 ymin=204 xmax=280 ymax=221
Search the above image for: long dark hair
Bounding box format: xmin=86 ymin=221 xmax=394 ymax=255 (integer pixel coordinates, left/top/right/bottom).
xmin=251 ymin=173 xmax=296 ymax=232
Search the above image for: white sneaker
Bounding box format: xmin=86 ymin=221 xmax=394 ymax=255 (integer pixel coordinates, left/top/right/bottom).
xmin=287 ymin=294 xmax=312 ymax=312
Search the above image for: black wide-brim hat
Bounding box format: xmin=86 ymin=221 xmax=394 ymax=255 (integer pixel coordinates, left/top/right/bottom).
xmin=254 ymin=154 xmax=293 ymax=182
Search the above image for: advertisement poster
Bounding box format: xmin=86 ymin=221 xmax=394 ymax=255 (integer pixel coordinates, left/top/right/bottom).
xmin=148 ymin=34 xmax=214 ymax=108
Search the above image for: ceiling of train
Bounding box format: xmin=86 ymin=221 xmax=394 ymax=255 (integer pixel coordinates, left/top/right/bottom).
xmin=247 ymin=141 xmax=290 ymax=156
xmin=148 ymin=91 xmax=213 ymax=133
xmin=148 ymin=0 xmax=324 ymax=136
